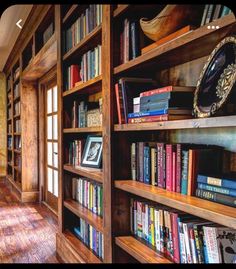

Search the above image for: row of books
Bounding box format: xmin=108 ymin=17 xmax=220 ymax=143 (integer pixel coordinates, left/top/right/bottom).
xmin=130 ymin=198 xmax=236 ymax=263
xmin=73 ymin=218 xmax=104 ymax=260
xmin=7 ymin=137 xmax=12 ymax=148
xmin=15 ymin=119 xmax=21 ymax=132
xmin=14 ymin=83 xmax=20 ymax=98
xmin=196 ymin=174 xmax=236 ymax=208
xmin=15 ymin=136 xmax=21 ymax=149
xmin=201 ymin=5 xmax=232 ymax=26
xmin=14 ymin=102 xmax=20 ymax=115
xmin=72 ymin=177 xmax=103 ymax=217
xmin=7 ymin=107 xmax=12 ymax=119
xmin=68 ymin=139 xmax=84 ymax=167
xmin=64 ymin=5 xmax=102 ymax=53
xmin=120 ymin=18 xmax=140 ymax=64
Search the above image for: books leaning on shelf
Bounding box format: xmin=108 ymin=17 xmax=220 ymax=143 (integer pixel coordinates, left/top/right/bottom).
xmin=130 ymin=142 xmax=223 ymax=195
xmin=130 ymin=198 xmax=236 ymax=263
xmin=196 ymin=174 xmax=236 ymax=208
xmin=72 ymin=177 xmax=103 ymax=217
xmin=73 ymin=218 xmax=104 ymax=260
xmin=64 ymin=5 xmax=102 ymax=53
xmin=200 ymin=5 xmax=233 ymax=26
xmin=68 ymin=139 xmax=85 ymax=167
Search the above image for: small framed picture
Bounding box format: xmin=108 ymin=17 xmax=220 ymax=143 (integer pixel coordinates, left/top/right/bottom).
xmin=81 ymin=136 xmax=103 ymax=168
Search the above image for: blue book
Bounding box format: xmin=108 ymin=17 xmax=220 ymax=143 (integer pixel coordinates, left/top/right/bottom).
xmin=144 ymin=146 xmax=150 ymax=184
xmin=198 ymin=182 xmax=236 ymax=197
xmin=140 ymin=92 xmax=171 ymax=104
xmin=181 ymin=150 xmax=189 ymax=195
xmin=74 ymin=227 xmax=81 ymax=239
xmin=128 ymin=109 xmax=168 ymax=119
xmin=197 ymin=174 xmax=236 ymax=190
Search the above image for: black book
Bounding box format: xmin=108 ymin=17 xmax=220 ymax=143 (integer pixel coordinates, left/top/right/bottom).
xmin=130 ymin=20 xmax=140 ymax=60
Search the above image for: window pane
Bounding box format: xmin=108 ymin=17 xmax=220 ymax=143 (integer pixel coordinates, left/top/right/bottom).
xmin=53 ymin=170 xmax=58 ymax=197
xmin=53 ymin=142 xmax=58 ymax=168
xmin=53 ymin=86 xmax=58 ymax=112
xmin=47 ymin=116 xmax=52 ymax=139
xmin=47 ymin=167 xmax=53 ymax=193
xmin=47 ymin=89 xmax=52 ymax=114
xmin=53 ymin=115 xmax=58 ymax=140
xmin=47 ymin=142 xmax=53 ymax=166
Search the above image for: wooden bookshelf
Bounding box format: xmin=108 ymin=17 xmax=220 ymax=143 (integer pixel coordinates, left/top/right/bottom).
xmin=113 ymin=5 xmax=129 ymax=18
xmin=115 ymin=236 xmax=172 ymax=263
xmin=62 ymin=4 xmax=78 ymax=24
xmin=64 ymin=199 xmax=104 ymax=233
xmin=63 ymin=127 xmax=102 ymax=133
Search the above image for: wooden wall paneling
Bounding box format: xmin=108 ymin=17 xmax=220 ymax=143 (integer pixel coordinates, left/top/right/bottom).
xmin=102 ymin=5 xmax=113 ymax=263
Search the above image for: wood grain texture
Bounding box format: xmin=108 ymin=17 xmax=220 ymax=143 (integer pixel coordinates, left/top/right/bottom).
xmin=62 ymin=5 xmax=78 ymax=24
xmin=115 ymin=236 xmax=172 ymax=263
xmin=0 ymin=181 xmax=59 ymax=263
xmin=113 ymin=5 xmax=129 ymax=18
xmin=115 ymin=180 xmax=236 ymax=229
xmin=64 ymin=199 xmax=104 ymax=233
xmin=63 ymin=127 xmax=102 ymax=133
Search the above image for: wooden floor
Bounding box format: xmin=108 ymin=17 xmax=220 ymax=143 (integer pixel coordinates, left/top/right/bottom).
xmin=0 ymin=179 xmax=59 ymax=263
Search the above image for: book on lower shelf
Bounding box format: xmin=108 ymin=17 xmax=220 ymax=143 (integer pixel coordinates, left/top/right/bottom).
xmin=130 ymin=198 xmax=236 ymax=263
xmin=73 ymin=217 xmax=104 ymax=260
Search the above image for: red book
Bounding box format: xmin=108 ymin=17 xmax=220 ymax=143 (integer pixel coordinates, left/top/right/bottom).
xmin=166 ymin=144 xmax=173 ymax=191
xmin=71 ymin=65 xmax=81 ymax=88
xmin=176 ymin=144 xmax=182 ymax=193
xmin=128 ymin=114 xmax=168 ymax=123
xmin=187 ymin=149 xmax=200 ymax=196
xmin=171 ymin=212 xmax=180 ymax=263
xmin=172 ymin=150 xmax=176 ymax=192
xmin=157 ymin=143 xmax=165 ymax=189
xmin=115 ymin=83 xmax=125 ymax=124
xmin=140 ymin=85 xmax=194 ymax=97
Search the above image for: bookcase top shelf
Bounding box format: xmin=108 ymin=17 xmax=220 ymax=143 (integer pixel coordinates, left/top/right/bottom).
xmin=63 ymin=75 xmax=102 ymax=97
xmin=115 ymin=236 xmax=172 ymax=263
xmin=64 ymin=199 xmax=104 ymax=233
xmin=114 ymin=115 xmax=236 ymax=131
xmin=113 ymin=13 xmax=235 ymax=75
xmin=64 ymin=164 xmax=103 ymax=183
xmin=63 ymin=127 xmax=102 ymax=133
xmin=63 ymin=5 xmax=78 ymax=24
xmin=115 ymin=180 xmax=236 ymax=229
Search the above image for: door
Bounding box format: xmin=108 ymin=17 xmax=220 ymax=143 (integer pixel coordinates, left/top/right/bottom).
xmin=45 ymin=83 xmax=58 ymax=212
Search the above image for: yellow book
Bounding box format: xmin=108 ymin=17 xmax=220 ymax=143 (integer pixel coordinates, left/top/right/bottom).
xmin=150 ymin=207 xmax=155 ymax=246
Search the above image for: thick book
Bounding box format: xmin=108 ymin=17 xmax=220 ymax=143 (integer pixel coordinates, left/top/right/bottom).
xmin=197 ymin=174 xmax=236 ymax=190
xmin=141 ymin=25 xmax=195 ymax=55
xmin=196 ymin=188 xmax=236 ymax=207
xmin=128 ymin=114 xmax=192 ymax=123
xmin=197 ymin=182 xmax=236 ymax=197
xmin=171 ymin=212 xmax=180 ymax=263
xmin=130 ymin=20 xmax=140 ymax=59
xmin=71 ymin=65 xmax=81 ymax=88
xmin=115 ymin=82 xmax=126 ymax=124
xmin=157 ymin=143 xmax=165 ymax=188
xmin=212 ymin=5 xmax=222 ymax=21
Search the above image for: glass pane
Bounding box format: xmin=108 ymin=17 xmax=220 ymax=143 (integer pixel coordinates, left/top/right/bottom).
xmin=53 ymin=115 xmax=58 ymax=140
xmin=47 ymin=167 xmax=53 ymax=193
xmin=47 ymin=116 xmax=52 ymax=139
xmin=53 ymin=170 xmax=58 ymax=197
xmin=53 ymin=86 xmax=58 ymax=112
xmin=53 ymin=142 xmax=58 ymax=168
xmin=47 ymin=142 xmax=53 ymax=166
xmin=47 ymin=89 xmax=52 ymax=114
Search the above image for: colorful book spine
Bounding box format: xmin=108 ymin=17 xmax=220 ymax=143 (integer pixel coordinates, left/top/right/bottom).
xmin=128 ymin=109 xmax=168 ymax=119
xmin=181 ymin=150 xmax=189 ymax=195
xmin=131 ymin=143 xmax=136 ymax=180
xmin=166 ymin=144 xmax=173 ymax=192
xmin=197 ymin=174 xmax=236 ymax=190
xmin=144 ymin=145 xmax=150 ymax=184
xmin=157 ymin=143 xmax=165 ymax=188
xmin=197 ymin=182 xmax=236 ymax=197
xmin=128 ymin=114 xmax=168 ymax=123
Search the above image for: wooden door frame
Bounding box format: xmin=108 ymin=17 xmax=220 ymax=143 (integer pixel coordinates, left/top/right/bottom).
xmin=38 ymin=66 xmax=57 ymax=208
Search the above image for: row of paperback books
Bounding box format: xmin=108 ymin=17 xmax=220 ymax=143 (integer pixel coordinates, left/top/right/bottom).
xmin=15 ymin=119 xmax=21 ymax=133
xmin=68 ymin=139 xmax=85 ymax=167
xmin=72 ymin=177 xmax=103 ymax=217
xmin=201 ymin=5 xmax=232 ymax=26
xmin=130 ymin=198 xmax=236 ymax=263
xmin=74 ymin=218 xmax=104 ymax=260
xmin=64 ymin=5 xmax=102 ymax=53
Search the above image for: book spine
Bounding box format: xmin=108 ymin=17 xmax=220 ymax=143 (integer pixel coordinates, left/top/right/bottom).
xmin=115 ymin=83 xmax=126 ymax=124
xmin=128 ymin=114 xmax=168 ymax=123
xmin=154 ymin=209 xmax=161 ymax=252
xmin=172 ymin=151 xmax=176 ymax=192
xmin=140 ymin=86 xmax=173 ymax=97
xmin=193 ymin=225 xmax=204 ymax=263
xmin=205 ymin=4 xmax=214 ymax=24
xmin=197 ymin=174 xmax=236 ymax=190
xmin=150 ymin=207 xmax=155 ymax=247
xmin=144 ymin=146 xmax=150 ymax=184
xmin=171 ymin=213 xmax=180 ymax=263
xmin=176 ymin=144 xmax=181 ymax=193
xmin=159 ymin=209 xmax=165 ymax=253
xmin=183 ymin=223 xmax=193 ymax=263
xmin=157 ymin=143 xmax=165 ymax=188
xmin=128 ymin=109 xmax=168 ymax=119
xmin=151 ymin=148 xmax=157 ymax=186
xmin=138 ymin=142 xmax=144 ymax=182
xmin=201 ymin=4 xmax=209 ymax=26
xmin=166 ymin=144 xmax=173 ymax=191
xmin=197 ymin=182 xmax=236 ymax=197
xmin=140 ymin=100 xmax=169 ymax=112
xmin=189 ymin=228 xmax=198 ymax=263
xmin=196 ymin=188 xmax=236 ymax=207
xmin=130 ymin=21 xmax=137 ymax=59
xmin=181 ymin=150 xmax=189 ymax=195
xmin=131 ymin=143 xmax=136 ymax=180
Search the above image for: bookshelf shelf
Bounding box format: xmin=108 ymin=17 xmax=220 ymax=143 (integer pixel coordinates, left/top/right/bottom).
xmin=13 ymin=96 xmax=20 ymax=103
xmin=6 ymin=174 xmax=22 ymax=193
xmin=63 ymin=127 xmax=102 ymax=133
xmin=113 ymin=13 xmax=235 ymax=75
xmin=115 ymin=236 xmax=172 ymax=263
xmin=115 ymin=180 xmax=236 ymax=229
xmin=113 ymin=5 xmax=129 ymax=18
xmin=114 ymin=115 xmax=236 ymax=131
xmin=64 ymin=164 xmax=103 ymax=183
xmin=63 ymin=75 xmax=102 ymax=97
xmin=64 ymin=199 xmax=104 ymax=233
xmin=57 ymin=230 xmax=102 ymax=263
xmin=14 ymin=149 xmax=21 ymax=154
xmin=14 ymin=133 xmax=21 ymax=136
xmin=63 ymin=25 xmax=102 ymax=61
xmin=13 ymin=114 xmax=21 ymax=119
xmin=62 ymin=4 xmax=78 ymax=24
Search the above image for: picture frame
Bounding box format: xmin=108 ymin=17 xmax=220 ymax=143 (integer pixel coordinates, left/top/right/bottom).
xmin=193 ymin=36 xmax=236 ymax=118
xmin=81 ymin=135 xmax=103 ymax=168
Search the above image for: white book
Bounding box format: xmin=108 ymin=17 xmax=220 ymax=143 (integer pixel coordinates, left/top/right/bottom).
xmin=178 ymin=221 xmax=187 ymax=263
xmin=183 ymin=223 xmax=192 ymax=263
xmin=204 ymin=226 xmax=221 ymax=263
xmin=154 ymin=209 xmax=161 ymax=251
xmin=144 ymin=204 xmax=149 ymax=240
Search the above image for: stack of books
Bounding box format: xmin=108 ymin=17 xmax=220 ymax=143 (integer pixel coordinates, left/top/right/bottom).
xmin=64 ymin=5 xmax=102 ymax=53
xmin=72 ymin=177 xmax=103 ymax=217
xmin=201 ymin=5 xmax=232 ymax=26
xmin=131 ymin=142 xmax=223 ymax=196
xmin=65 ymin=64 xmax=81 ymax=90
xmin=74 ymin=218 xmax=104 ymax=260
xmin=196 ymin=174 xmax=236 ymax=208
xmin=130 ymin=198 xmax=236 ymax=263
xmin=68 ymin=139 xmax=85 ymax=167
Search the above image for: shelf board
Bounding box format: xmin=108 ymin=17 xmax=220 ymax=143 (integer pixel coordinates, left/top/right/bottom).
xmin=114 ymin=13 xmax=236 ymax=75
xmin=7 ymin=162 xmax=13 ymax=167
xmin=21 ymin=34 xmax=57 ymax=81
xmin=115 ymin=236 xmax=172 ymax=263
xmin=113 ymin=5 xmax=129 ymax=17
xmin=63 ymin=25 xmax=102 ymax=61
xmin=64 ymin=199 xmax=104 ymax=233
xmin=64 ymin=164 xmax=103 ymax=184
xmin=14 ymin=149 xmax=21 ymax=154
xmin=63 ymin=126 xmax=102 ymax=133
xmin=13 ymin=96 xmax=20 ymax=103
xmin=7 ymin=148 xmax=12 ymax=151
xmin=14 ymin=166 xmax=21 ymax=172
xmin=62 ymin=230 xmax=102 ymax=263
xmin=62 ymin=4 xmax=78 ymax=24
xmin=63 ymin=75 xmax=102 ymax=97
xmin=14 ymin=133 xmax=21 ymax=136
xmin=114 ymin=115 xmax=236 ymax=131
xmin=13 ymin=114 xmax=20 ymax=119
xmin=6 ymin=175 xmax=22 ymax=193
xmin=115 ymin=180 xmax=236 ymax=229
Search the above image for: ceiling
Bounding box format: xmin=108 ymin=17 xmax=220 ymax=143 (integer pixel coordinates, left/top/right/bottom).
xmin=0 ymin=5 xmax=32 ymax=71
